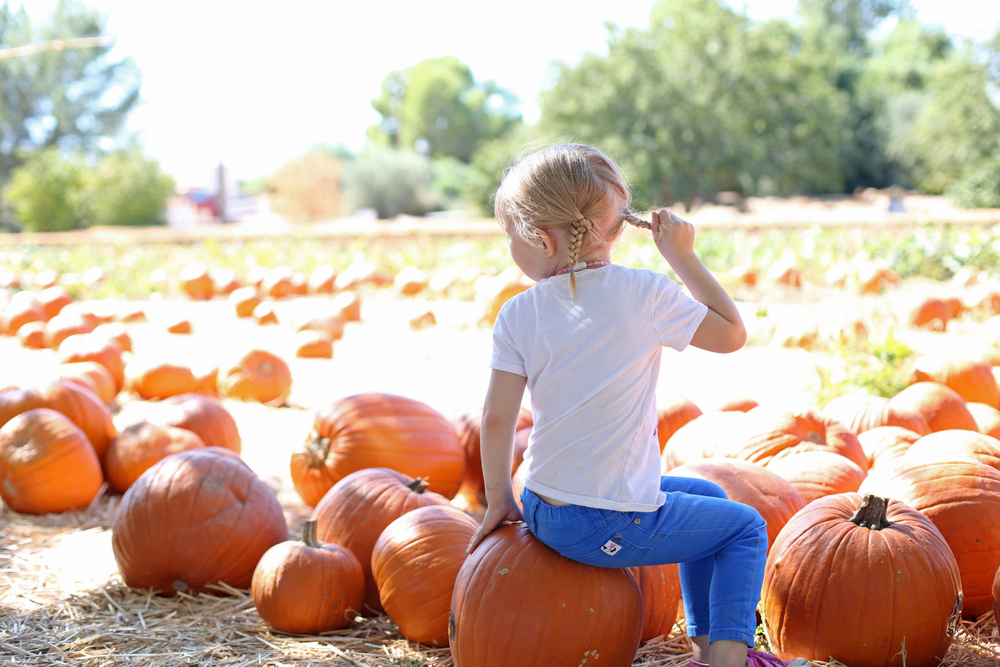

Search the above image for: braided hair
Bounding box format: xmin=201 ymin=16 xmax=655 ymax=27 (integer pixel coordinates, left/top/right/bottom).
xmin=495 ymin=144 xmax=652 ymax=300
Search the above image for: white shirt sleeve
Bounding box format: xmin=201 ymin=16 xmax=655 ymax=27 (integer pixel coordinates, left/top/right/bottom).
xmin=490 ymin=303 xmax=528 ymax=376
xmin=652 ymin=277 xmax=709 ymax=350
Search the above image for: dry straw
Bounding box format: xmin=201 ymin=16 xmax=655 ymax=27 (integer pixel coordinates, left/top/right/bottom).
xmin=2 ymin=494 xmax=1000 ymax=667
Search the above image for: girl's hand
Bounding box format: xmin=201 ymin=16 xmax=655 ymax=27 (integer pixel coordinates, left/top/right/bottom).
xmin=467 ymin=499 xmax=524 ymax=554
xmin=651 ymin=208 xmax=696 ymax=264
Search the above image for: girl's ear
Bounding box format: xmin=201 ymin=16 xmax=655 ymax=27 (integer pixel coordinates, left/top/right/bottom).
xmin=535 ymin=229 xmax=557 ymax=258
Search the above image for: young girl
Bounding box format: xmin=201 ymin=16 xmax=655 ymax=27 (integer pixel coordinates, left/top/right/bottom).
xmin=466 ymin=144 xmax=807 ymax=667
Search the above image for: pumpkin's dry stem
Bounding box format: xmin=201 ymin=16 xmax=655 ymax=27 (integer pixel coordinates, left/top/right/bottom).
xmin=303 ymin=431 xmax=331 ymax=468
xmin=301 ymin=519 xmax=321 ymax=548
xmin=850 ymin=494 xmax=892 ymax=530
xmin=406 ymin=478 xmax=430 ymax=494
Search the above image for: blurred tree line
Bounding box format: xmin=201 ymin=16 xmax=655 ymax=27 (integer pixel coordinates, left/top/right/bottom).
xmin=0 ymin=0 xmax=175 ymax=232
xmin=324 ymin=0 xmax=1000 ymax=218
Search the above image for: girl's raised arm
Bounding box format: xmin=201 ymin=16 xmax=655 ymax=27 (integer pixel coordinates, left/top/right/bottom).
xmin=651 ymin=209 xmax=747 ymax=354
xmin=467 ymin=368 xmax=528 ymax=553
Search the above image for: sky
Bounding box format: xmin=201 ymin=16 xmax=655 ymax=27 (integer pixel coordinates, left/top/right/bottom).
xmin=23 ymin=0 xmax=1000 ymax=188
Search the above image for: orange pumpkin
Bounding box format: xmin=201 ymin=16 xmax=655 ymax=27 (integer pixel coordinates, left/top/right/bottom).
xmin=903 ymin=430 xmax=1000 ymax=471
xmin=251 ymin=519 xmax=364 ymax=634
xmin=44 ymin=312 xmax=95 ymax=349
xmin=230 ymin=286 xmax=262 ymax=318
xmin=307 ymin=265 xmax=337 ymax=294
xmin=371 ymin=505 xmax=479 ymax=647
xmin=720 ymin=406 xmax=868 ymax=471
xmin=179 ymin=262 xmax=215 ymax=300
xmin=311 ymin=467 xmax=452 ymax=612
xmin=210 ymin=267 xmax=241 ymax=295
xmin=907 ymin=297 xmax=952 ymax=330
xmin=630 ymin=562 xmax=681 ymax=642
xmin=822 ymin=391 xmax=930 ymax=436
xmin=165 ymin=317 xmax=192 ymax=334
xmin=111 ymin=448 xmax=287 ymax=596
xmin=909 ymin=352 xmax=999 ymax=408
xmin=331 ymin=290 xmax=362 ymax=321
xmin=761 ymin=494 xmax=961 ymax=667
xmin=104 ymin=421 xmax=206 ymax=493
xmin=667 ymin=458 xmax=805 ymax=550
xmin=91 ymin=322 xmax=133 ymax=353
xmin=0 ymin=408 xmax=104 ymax=514
xmin=295 ymin=311 xmax=346 ymax=340
xmin=252 ymin=301 xmax=278 ymax=325
xmin=57 ymin=333 xmax=126 ymax=392
xmin=888 ymin=381 xmax=978 ymax=432
xmin=450 ymin=523 xmax=643 ymax=667
xmin=860 ymin=456 xmax=1000 ymax=617
xmin=55 ymin=361 xmax=118 ymax=405
xmin=764 ymin=450 xmax=867 ymax=504
xmin=294 ymin=330 xmax=334 ymax=358
xmin=656 ymin=395 xmax=703 ymax=452
xmin=661 ymin=411 xmax=747 ymax=471
xmin=291 ymin=392 xmax=464 ymax=506
xmin=153 ymin=394 xmax=242 ymax=453
xmin=452 ymin=406 xmax=532 ymax=509
xmin=0 ymin=380 xmax=116 ymax=460
xmin=857 ymin=425 xmax=922 ymax=470
xmin=261 ymin=266 xmax=295 ymax=299
xmin=17 ymin=321 xmax=46 ymax=349
xmin=36 ymin=285 xmax=73 ymax=319
xmin=125 ymin=359 xmax=202 ymax=399
xmin=0 ymin=293 xmax=47 ymax=335
xmin=218 ymin=349 xmax=292 ymax=405
xmin=969 ymin=402 xmax=1000 ymax=438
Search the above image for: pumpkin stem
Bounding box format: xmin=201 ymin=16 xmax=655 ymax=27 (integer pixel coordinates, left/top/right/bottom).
xmin=849 ymin=494 xmax=892 ymax=530
xmin=406 ymin=477 xmax=430 ymax=494
xmin=301 ymin=519 xmax=322 ymax=548
xmin=303 ymin=431 xmax=331 ymax=468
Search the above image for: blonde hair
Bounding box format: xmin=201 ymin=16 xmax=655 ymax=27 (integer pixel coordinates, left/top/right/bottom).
xmin=494 ymin=144 xmax=650 ymax=298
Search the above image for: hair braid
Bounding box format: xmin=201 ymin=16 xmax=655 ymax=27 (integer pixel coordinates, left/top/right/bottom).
xmin=567 ymin=216 xmax=588 ymax=300
xmin=623 ymin=208 xmax=650 ymax=230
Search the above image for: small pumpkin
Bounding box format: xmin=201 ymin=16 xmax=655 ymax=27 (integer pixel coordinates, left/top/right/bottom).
xmin=125 ymin=359 xmax=203 ymax=399
xmin=449 ymin=523 xmax=642 ymax=667
xmin=888 ymin=381 xmax=978 ymax=432
xmin=104 ymin=421 xmax=206 ymax=493
xmin=307 ymin=265 xmax=337 ymax=294
xmin=219 ymin=349 xmax=292 ymax=405
xmin=230 ymin=286 xmax=262 ymax=318
xmin=761 ymin=494 xmax=962 ymax=667
xmin=371 ymin=505 xmax=479 ymax=647
xmin=856 ymin=425 xmax=922 ymax=470
xmin=251 ymin=519 xmax=364 ymax=634
xmin=311 ymin=467 xmax=452 ymax=612
xmin=44 ymin=312 xmax=95 ymax=349
xmin=112 ymin=448 xmax=288 ymax=596
xmin=57 ymin=333 xmax=126 ymax=392
xmin=0 ymin=408 xmax=104 ymax=514
xmin=294 ymin=330 xmax=334 ymax=358
xmin=291 ymin=392 xmax=464 ymax=506
xmin=179 ymin=262 xmax=215 ymax=300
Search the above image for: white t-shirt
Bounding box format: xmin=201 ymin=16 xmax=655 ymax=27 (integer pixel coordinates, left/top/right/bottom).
xmin=490 ymin=264 xmax=708 ymax=512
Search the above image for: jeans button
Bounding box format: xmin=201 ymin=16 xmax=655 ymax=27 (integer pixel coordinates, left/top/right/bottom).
xmin=633 ymin=517 xmax=641 ymax=525
xmin=614 ymin=535 xmax=622 ymax=541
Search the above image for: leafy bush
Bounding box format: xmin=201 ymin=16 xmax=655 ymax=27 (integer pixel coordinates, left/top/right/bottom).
xmin=77 ymin=148 xmax=175 ymax=227
xmin=269 ymin=152 xmax=346 ymax=222
xmin=341 ymin=149 xmax=435 ymax=219
xmin=1 ymin=148 xmax=86 ymax=232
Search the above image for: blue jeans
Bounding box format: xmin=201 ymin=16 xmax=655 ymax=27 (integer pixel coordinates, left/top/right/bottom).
xmin=520 ymin=476 xmax=767 ymax=646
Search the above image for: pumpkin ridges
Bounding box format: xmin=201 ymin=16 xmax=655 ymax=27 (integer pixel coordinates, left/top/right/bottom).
xmin=104 ymin=421 xmax=206 ymax=493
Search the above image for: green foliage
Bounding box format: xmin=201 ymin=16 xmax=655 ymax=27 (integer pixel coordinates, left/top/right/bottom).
xmin=76 ymin=148 xmax=175 ymax=227
xmin=341 ymin=148 xmax=435 ymax=219
xmin=815 ymin=331 xmax=914 ymax=406
xmin=2 ymin=146 xmax=174 ymax=231
xmin=369 ymin=56 xmax=521 ymax=163
xmin=0 ymin=0 xmax=140 ymax=186
xmin=430 ymin=156 xmax=479 ymax=211
xmin=539 ymin=0 xmax=852 ymax=208
xmin=1 ymin=147 xmax=85 ymax=231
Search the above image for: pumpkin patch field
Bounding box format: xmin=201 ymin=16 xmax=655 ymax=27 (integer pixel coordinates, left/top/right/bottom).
xmin=3 ymin=212 xmax=1000 ymax=667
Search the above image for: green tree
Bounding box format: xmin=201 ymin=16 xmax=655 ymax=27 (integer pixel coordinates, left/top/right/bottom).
xmin=1 ymin=147 xmax=85 ymax=231
xmin=0 ymin=0 xmax=141 ymax=185
xmin=796 ymin=0 xmax=908 ymax=53
xmin=77 ymin=147 xmax=175 ymax=227
xmin=341 ymin=149 xmax=435 ymax=219
xmin=540 ymin=0 xmax=850 ymax=207
xmin=369 ymin=56 xmax=521 ymax=163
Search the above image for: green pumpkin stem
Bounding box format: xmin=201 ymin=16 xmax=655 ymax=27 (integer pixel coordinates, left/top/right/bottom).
xmin=406 ymin=477 xmax=430 ymax=494
xmin=850 ymin=494 xmax=892 ymax=530
xmin=301 ymin=519 xmax=322 ymax=548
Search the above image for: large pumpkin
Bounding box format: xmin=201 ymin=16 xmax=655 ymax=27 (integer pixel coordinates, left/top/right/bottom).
xmin=57 ymin=332 xmax=126 ymax=392
xmin=969 ymin=402 xmax=1000 ymax=438
xmin=251 ymin=519 xmax=364 ymax=634
xmin=103 ymin=421 xmax=206 ymax=493
xmin=452 ymin=406 xmax=532 ymax=508
xmin=860 ymin=456 xmax=1000 ymax=617
xmin=908 ymin=352 xmax=999 ymax=409
xmin=902 ymin=430 xmax=1000 ymax=471
xmin=449 ymin=523 xmax=643 ymax=667
xmin=761 ymin=494 xmax=962 ymax=667
xmin=822 ymin=391 xmax=930 ymax=436
xmin=719 ymin=406 xmax=868 ymax=471
xmin=54 ymin=361 xmax=118 ymax=405
xmin=125 ymin=359 xmax=203 ymax=400
xmin=667 ymin=458 xmax=805 ymax=550
xmin=661 ymin=410 xmax=746 ymax=471
xmin=0 ymin=380 xmax=116 ymax=460
xmin=156 ymin=394 xmax=242 ymax=453
xmin=656 ymin=395 xmax=703 ymax=452
xmin=291 ymin=393 xmax=464 ymax=506
xmin=630 ymin=562 xmax=681 ymax=642
xmin=0 ymin=408 xmax=104 ymax=514
xmin=857 ymin=426 xmax=922 ymax=470
xmin=311 ymin=467 xmax=453 ymax=612
xmin=111 ymin=448 xmax=288 ymax=596
xmin=888 ymin=381 xmax=978 ymax=432
xmin=371 ymin=504 xmax=479 ymax=647
xmin=764 ymin=450 xmax=867 ymax=505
